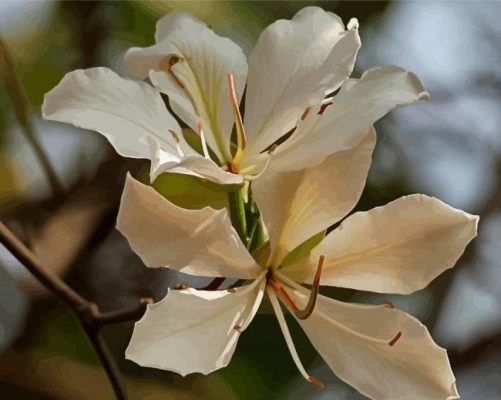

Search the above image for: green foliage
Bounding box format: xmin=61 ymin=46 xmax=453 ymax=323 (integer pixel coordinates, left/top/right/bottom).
xmin=280 ymin=230 xmax=325 ymax=268
xmin=153 ymin=171 xmax=240 ymax=210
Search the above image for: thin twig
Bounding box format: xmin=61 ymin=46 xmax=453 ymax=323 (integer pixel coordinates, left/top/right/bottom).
xmin=88 ymin=331 xmax=128 ymax=400
xmin=0 ymin=221 xmax=86 ymax=308
xmin=0 ymin=37 xmax=65 ymax=199
xmin=0 ymin=220 xmax=149 ymax=399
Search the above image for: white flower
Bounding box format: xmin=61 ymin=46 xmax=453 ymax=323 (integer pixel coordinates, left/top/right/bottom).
xmin=42 ymin=7 xmax=428 ymax=186
xmin=117 ymin=164 xmax=478 ymax=400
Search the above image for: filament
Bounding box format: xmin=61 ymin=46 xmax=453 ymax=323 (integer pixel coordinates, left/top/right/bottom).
xmin=266 ymin=287 xmax=324 ymax=389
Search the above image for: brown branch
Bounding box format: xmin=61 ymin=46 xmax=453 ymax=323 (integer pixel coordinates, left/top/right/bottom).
xmin=0 ymin=37 xmax=65 ymax=199
xmin=0 ymin=220 xmax=150 ymax=400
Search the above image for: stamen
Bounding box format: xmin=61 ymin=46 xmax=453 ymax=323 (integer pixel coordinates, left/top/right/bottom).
xmin=266 ymin=286 xmax=324 ymax=389
xmin=301 ymin=106 xmax=312 ymax=121
xmin=267 ymin=143 xmax=278 ymax=155
xmin=318 ymin=101 xmax=333 ymax=115
xmin=270 ymin=278 xmax=299 ymax=312
xmin=227 ymin=72 xmax=247 ymax=166
xmin=381 ymin=300 xmax=394 ymax=308
xmin=159 ymin=55 xmax=186 ymax=90
xmin=174 ymin=282 xmax=189 ymax=290
xmin=197 ymin=120 xmax=210 ymax=159
xmin=309 ymin=376 xmax=325 ymax=389
xmin=168 ymin=129 xmax=185 ymax=157
xmin=388 ymin=331 xmax=402 ymax=346
xmin=233 ymin=324 xmax=242 ymax=332
xmin=159 ymin=54 xmax=203 ymax=122
xmin=294 ymin=255 xmax=324 ymax=320
xmin=275 ymin=270 xmax=405 ymax=347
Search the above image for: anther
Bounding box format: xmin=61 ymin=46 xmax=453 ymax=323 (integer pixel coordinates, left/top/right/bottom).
xmin=308 ymin=375 xmax=325 ymax=389
xmin=381 ymin=300 xmax=394 ymax=308
xmin=318 ymin=101 xmax=333 ymax=115
xmin=267 ymin=143 xmax=278 ymax=154
xmin=227 ymin=288 xmax=237 ymax=293
xmin=294 ymin=255 xmax=324 ymax=320
xmin=168 ymin=129 xmax=185 ymax=157
xmin=168 ymin=129 xmax=180 ymax=143
xmin=388 ymin=331 xmax=402 ymax=346
xmin=301 ymin=106 xmax=312 ymax=121
xmin=140 ymin=297 xmax=154 ymax=305
xmin=159 ymin=54 xmax=185 ymax=89
xmin=174 ymin=282 xmax=189 ymax=290
xmin=233 ymin=324 xmax=242 ymax=332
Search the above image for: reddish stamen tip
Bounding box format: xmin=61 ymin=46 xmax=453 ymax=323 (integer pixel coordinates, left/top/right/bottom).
xmin=159 ymin=55 xmax=185 ymax=89
xmin=270 ymin=278 xmax=299 ymax=312
xmin=309 ymin=375 xmax=325 ymax=389
xmin=226 ymin=161 xmax=238 ymax=174
xmin=174 ymin=283 xmax=189 ymax=290
xmin=267 ymin=143 xmax=278 ymax=154
xmin=233 ymin=325 xmax=242 ymax=332
xmin=168 ymin=129 xmax=180 ymax=143
xmin=381 ymin=300 xmax=394 ymax=309
xmin=318 ymin=102 xmax=333 ymax=115
xmin=301 ymin=106 xmax=312 ymax=121
xmin=140 ymin=297 xmax=154 ymax=305
xmin=388 ymin=331 xmax=402 ymax=346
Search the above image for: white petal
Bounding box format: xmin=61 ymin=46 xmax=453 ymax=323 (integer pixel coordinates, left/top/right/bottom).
xmin=243 ymin=7 xmax=360 ymax=157
xmin=126 ymin=274 xmax=266 ymax=375
xmin=289 ymin=288 xmax=458 ymax=400
xmin=306 ymin=194 xmax=479 ymax=294
xmin=42 ymin=67 xmax=185 ymax=160
xmin=126 ymin=11 xmax=248 ymax=162
xmin=149 ymin=140 xmax=243 ymax=185
xmin=117 ymin=174 xmax=260 ymax=279
xmin=253 ymin=128 xmax=376 ymax=266
xmin=269 ymin=66 xmax=429 ymax=173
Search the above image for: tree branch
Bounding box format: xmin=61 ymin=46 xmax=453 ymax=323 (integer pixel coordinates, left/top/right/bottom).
xmin=0 ymin=220 xmax=150 ymax=400
xmin=0 ymin=37 xmax=65 ymax=199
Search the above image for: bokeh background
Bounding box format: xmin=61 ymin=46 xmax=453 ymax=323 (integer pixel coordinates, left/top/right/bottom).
xmin=1 ymin=1 xmax=500 ymax=399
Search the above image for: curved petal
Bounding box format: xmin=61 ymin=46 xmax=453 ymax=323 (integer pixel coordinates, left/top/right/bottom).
xmin=126 ymin=274 xmax=266 ymax=375
xmin=126 ymin=11 xmax=248 ymax=162
xmin=117 ymin=174 xmax=260 ymax=279
xmin=253 ymin=128 xmax=375 ymax=266
xmin=243 ymin=7 xmax=360 ymax=157
xmin=149 ymin=139 xmax=243 ymax=185
xmin=304 ymin=195 xmax=479 ymax=294
xmin=289 ymin=287 xmax=458 ymax=400
xmin=42 ymin=67 xmax=186 ymax=160
xmin=269 ymin=66 xmax=429 ymax=173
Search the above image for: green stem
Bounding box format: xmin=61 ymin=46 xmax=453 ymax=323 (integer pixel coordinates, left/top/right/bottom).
xmin=246 ymin=216 xmax=259 ymax=250
xmin=228 ymin=188 xmax=247 ymax=244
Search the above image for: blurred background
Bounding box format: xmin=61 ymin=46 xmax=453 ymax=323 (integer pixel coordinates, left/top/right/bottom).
xmin=0 ymin=1 xmax=500 ymax=399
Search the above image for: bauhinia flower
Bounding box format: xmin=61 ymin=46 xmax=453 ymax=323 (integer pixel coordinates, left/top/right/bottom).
xmin=41 ymin=7 xmax=428 ymax=187
xmin=117 ymin=156 xmax=478 ymax=399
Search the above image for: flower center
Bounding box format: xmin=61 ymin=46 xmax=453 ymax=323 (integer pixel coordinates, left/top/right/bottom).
xmin=266 ymin=255 xmax=324 ymax=320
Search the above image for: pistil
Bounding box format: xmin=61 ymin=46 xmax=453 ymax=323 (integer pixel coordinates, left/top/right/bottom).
xmin=267 ymin=255 xmax=324 ymax=320
xmin=227 ymin=72 xmax=247 ymax=170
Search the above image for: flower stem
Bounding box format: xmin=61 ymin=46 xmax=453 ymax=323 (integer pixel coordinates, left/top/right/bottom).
xmin=228 ymin=187 xmax=247 ymax=244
